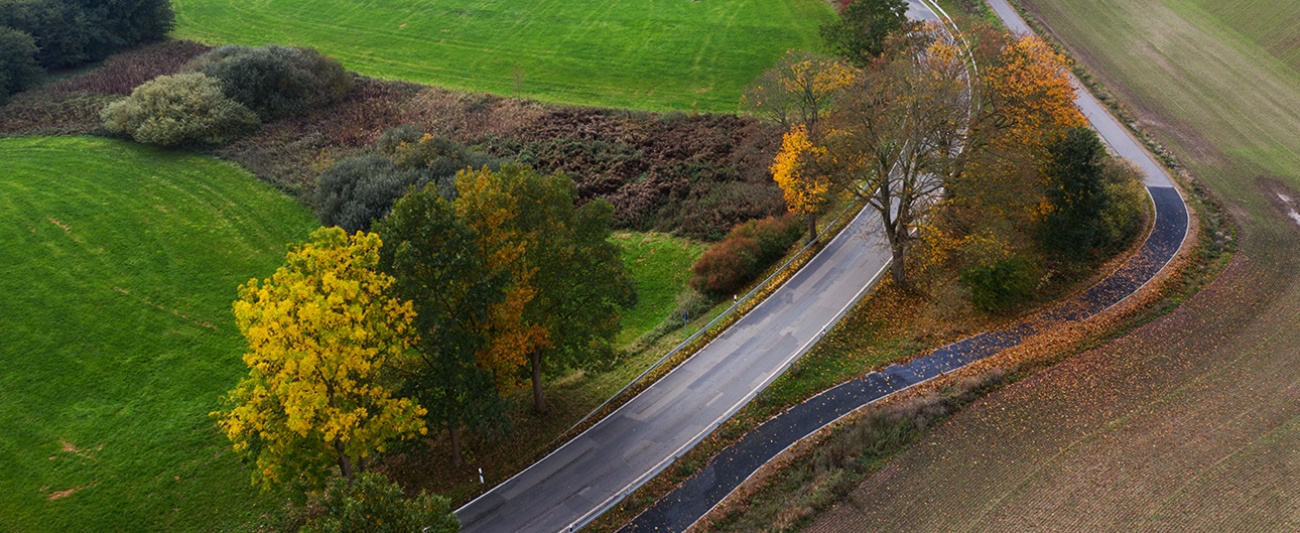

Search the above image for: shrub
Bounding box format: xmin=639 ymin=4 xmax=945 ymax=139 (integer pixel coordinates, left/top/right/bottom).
xmin=388 ymin=132 xmax=500 ymax=179
xmin=959 ymin=257 xmax=1038 ymax=312
xmin=731 ymin=214 xmax=805 ymax=266
xmin=302 ymin=472 xmax=459 ymax=533
xmin=314 ymin=154 xmax=437 ymax=232
xmin=0 ymin=27 xmax=43 ymax=103
xmin=690 ymin=235 xmax=761 ymax=297
xmin=314 ymin=131 xmax=499 ymax=232
xmin=689 ymin=214 xmax=803 ymax=297
xmin=186 ymin=44 xmax=353 ymax=120
xmin=0 ymin=0 xmax=91 ymax=68
xmin=100 ymin=72 xmax=259 ymax=146
xmin=1098 ymin=157 xmax=1147 ymax=252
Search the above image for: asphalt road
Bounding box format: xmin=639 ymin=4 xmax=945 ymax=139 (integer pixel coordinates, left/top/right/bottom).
xmin=618 ymin=2 xmax=1190 ymax=531
xmin=453 ymin=3 xmax=957 ymax=531
xmin=456 ymin=199 xmax=896 ymax=533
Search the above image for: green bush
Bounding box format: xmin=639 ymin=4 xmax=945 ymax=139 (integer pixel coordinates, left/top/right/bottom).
xmin=302 ymin=472 xmax=459 ymax=533
xmin=689 ymin=214 xmax=803 ymax=297
xmin=186 ymin=44 xmax=354 ymax=120
xmin=959 ymin=257 xmax=1038 ymax=313
xmin=1098 ymin=157 xmax=1148 ymax=251
xmin=100 ymin=72 xmax=260 ymax=146
xmin=314 ymin=154 xmax=435 ymax=233
xmin=315 ymin=131 xmax=500 ymax=232
xmin=0 ymin=27 xmax=43 ymax=103
xmin=387 ymin=132 xmax=500 ymax=179
xmin=731 ymin=214 xmax=805 ymax=267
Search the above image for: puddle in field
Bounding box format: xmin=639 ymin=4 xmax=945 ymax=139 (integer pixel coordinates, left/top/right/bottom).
xmin=1260 ymin=178 xmax=1300 ymax=228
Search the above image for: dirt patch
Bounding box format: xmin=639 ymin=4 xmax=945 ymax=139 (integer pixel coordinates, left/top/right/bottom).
xmin=47 ymin=481 xmax=97 ymax=501
xmin=1258 ymin=177 xmax=1300 ymax=229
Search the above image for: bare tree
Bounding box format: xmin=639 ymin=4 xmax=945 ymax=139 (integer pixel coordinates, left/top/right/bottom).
xmin=823 ymin=31 xmax=969 ymax=286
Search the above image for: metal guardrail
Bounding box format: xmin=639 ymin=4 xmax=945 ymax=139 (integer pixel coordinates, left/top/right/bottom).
xmin=558 ymin=200 xmax=865 ymax=439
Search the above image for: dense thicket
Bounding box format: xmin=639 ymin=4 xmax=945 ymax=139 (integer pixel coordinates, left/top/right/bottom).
xmin=314 ymin=129 xmax=500 ymax=232
xmin=0 ymin=0 xmax=173 ymax=105
xmin=184 ymin=44 xmax=353 ymax=120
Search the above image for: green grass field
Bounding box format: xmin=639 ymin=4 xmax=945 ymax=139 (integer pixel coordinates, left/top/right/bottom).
xmin=612 ymin=232 xmax=706 ymax=346
xmin=0 ymin=137 xmax=317 ymax=532
xmin=169 ymin=0 xmax=834 ymax=112
xmin=800 ymin=0 xmax=1300 ymax=530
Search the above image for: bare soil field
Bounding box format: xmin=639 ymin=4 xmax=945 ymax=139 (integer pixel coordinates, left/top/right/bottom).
xmin=806 ymin=0 xmax=1300 ymax=530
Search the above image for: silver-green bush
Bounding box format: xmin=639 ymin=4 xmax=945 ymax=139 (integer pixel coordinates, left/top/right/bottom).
xmin=100 ymin=72 xmax=259 ymax=146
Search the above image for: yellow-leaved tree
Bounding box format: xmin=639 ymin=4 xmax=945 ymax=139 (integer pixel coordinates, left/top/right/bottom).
xmin=213 ymin=227 xmax=426 ymax=490
xmin=771 ymin=125 xmax=832 ymax=241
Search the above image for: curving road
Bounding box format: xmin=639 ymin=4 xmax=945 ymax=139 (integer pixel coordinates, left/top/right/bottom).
xmin=617 ymin=1 xmax=1191 ymax=531
xmin=456 ymin=173 xmax=898 ymax=531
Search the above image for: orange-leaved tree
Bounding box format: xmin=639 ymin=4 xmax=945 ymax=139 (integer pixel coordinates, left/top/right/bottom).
xmin=455 ymin=166 xmax=635 ymax=413
xmin=213 ymin=227 xmax=426 ymax=490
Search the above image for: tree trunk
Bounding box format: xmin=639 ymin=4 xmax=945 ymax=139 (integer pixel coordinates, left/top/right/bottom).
xmin=335 ymin=440 xmax=355 ymax=484
xmin=531 ymin=351 xmax=547 ymax=413
xmin=806 ymin=213 xmax=818 ymax=244
xmin=890 ymin=247 xmax=907 ymax=287
xmin=449 ymin=425 xmax=463 ymax=467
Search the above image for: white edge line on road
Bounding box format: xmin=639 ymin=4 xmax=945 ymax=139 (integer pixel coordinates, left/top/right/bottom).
xmin=454 ymin=203 xmax=876 ymax=523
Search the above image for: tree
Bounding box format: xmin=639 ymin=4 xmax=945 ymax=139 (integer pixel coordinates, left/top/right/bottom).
xmin=941 ymin=31 xmax=1090 ymax=276
xmin=771 ymin=125 xmax=833 ymax=240
xmin=375 ymin=184 xmax=509 ymax=465
xmin=0 ymin=27 xmax=42 ymax=104
xmin=822 ymin=28 xmax=969 ymax=286
xmin=1038 ymin=126 xmax=1111 ymax=258
xmin=213 ymin=227 xmax=426 ymax=490
xmin=975 ymin=34 xmax=1086 ymax=159
xmin=742 ymin=51 xmax=856 ymax=130
xmin=100 ymin=72 xmax=260 ymax=147
xmin=304 ymin=472 xmax=459 ymax=533
xmin=455 ymin=166 xmax=636 ymax=413
xmin=820 ymin=0 xmax=916 ymax=67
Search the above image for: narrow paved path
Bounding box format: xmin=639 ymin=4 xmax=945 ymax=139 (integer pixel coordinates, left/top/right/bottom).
xmin=618 ymin=2 xmax=1190 ymax=531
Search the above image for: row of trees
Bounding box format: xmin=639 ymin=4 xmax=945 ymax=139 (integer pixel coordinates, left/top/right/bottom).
xmin=755 ymin=3 xmax=1146 ymax=310
xmin=213 ymin=166 xmax=635 ymax=502
xmin=0 ymin=0 xmax=173 ymax=102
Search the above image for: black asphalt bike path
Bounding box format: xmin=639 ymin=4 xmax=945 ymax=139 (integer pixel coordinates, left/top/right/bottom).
xmin=620 ymin=186 xmax=1187 ymax=533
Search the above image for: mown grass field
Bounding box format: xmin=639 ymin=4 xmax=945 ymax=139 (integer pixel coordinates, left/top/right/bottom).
xmin=803 ymin=0 xmax=1300 ymax=530
xmin=169 ymin=0 xmax=834 ymax=112
xmin=0 ymin=137 xmax=318 ymax=532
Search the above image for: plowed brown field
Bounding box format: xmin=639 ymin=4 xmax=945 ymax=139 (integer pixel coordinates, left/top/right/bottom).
xmin=807 ymin=0 xmax=1300 ymax=530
